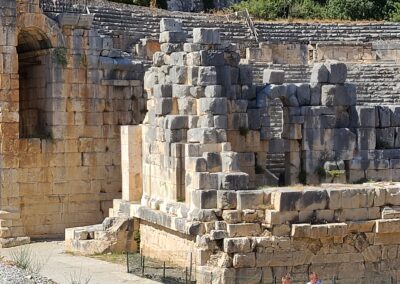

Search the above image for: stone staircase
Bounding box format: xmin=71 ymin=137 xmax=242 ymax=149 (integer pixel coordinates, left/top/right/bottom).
xmin=253 ymin=63 xmax=400 ymax=105
xmin=347 ymin=63 xmax=400 ymax=105
xmin=81 ymin=1 xmax=400 ymax=51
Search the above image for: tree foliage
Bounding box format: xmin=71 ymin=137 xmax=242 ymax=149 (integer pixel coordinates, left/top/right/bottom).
xmin=233 ymin=0 xmax=400 ymax=21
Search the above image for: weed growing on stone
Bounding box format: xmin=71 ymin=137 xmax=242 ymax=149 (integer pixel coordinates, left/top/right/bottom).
xmin=10 ymin=246 xmax=44 ymax=274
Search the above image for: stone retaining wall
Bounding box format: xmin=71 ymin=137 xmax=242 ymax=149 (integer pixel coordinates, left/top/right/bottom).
xmin=0 ymin=0 xmax=146 ymax=241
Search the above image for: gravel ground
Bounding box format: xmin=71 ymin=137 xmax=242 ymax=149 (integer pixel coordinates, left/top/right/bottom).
xmin=0 ymin=263 xmax=56 ymax=284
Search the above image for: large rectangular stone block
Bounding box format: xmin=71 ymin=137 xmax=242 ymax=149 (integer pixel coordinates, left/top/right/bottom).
xmin=262 ymin=69 xmax=285 ymax=84
xmin=160 ymin=18 xmax=182 ymax=32
xmin=193 ymin=28 xmax=221 ymax=44
xmin=321 ymin=84 xmax=356 ymax=106
xmin=191 ymin=190 xmax=217 ymax=209
xmin=199 ymin=98 xmax=227 ymax=115
xmin=223 ymin=237 xmax=252 ymax=253
xmin=218 ymin=172 xmax=249 ymax=190
xmin=197 ymin=66 xmax=217 ymax=86
xmin=159 ymin=31 xmax=187 ymax=43
xmin=227 ymin=223 xmax=261 ymax=237
xmin=236 ymin=190 xmax=264 ymax=210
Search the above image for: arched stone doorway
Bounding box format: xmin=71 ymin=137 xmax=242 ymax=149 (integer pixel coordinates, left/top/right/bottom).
xmin=17 ymin=28 xmax=52 ymax=138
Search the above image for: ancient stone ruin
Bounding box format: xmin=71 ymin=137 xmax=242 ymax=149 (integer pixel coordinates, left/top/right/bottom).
xmin=3 ymin=0 xmax=400 ymax=283
xmin=67 ymin=19 xmax=400 ymax=283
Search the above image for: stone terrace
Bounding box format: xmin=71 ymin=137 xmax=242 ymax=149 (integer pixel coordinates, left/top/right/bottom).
xmin=252 ymin=63 xmax=400 ymax=105
xmin=74 ymin=0 xmax=400 ymax=51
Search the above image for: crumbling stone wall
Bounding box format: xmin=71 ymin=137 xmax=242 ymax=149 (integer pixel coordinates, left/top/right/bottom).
xmin=0 ymin=0 xmax=146 ymax=243
xmin=100 ymin=21 xmax=400 ymax=283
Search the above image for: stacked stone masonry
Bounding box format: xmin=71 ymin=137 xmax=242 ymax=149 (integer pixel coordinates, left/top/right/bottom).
xmin=0 ymin=0 xmax=146 ymax=242
xmin=68 ymin=20 xmax=400 ymax=283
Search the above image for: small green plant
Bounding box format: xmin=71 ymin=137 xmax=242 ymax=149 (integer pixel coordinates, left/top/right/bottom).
xmin=52 ymin=47 xmax=68 ymax=68
xmin=239 ymin=126 xmax=249 ymax=136
xmin=326 ymin=170 xmax=344 ymax=178
xmin=376 ymin=139 xmax=392 ymax=150
xmin=10 ymin=246 xmax=44 ymax=274
xmin=134 ymin=231 xmax=141 ymax=243
xmin=69 ymin=270 xmax=91 ymax=284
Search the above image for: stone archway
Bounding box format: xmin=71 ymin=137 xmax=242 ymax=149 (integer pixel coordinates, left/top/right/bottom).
xmin=16 ymin=13 xmax=64 ymax=138
xmin=17 ymin=27 xmax=52 ymax=138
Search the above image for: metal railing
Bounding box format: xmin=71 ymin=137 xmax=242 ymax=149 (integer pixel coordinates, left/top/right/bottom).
xmin=39 ymin=0 xmax=88 ymax=13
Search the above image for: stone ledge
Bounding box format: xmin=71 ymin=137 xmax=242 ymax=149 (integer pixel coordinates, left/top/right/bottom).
xmin=0 ymin=237 xmax=30 ymax=248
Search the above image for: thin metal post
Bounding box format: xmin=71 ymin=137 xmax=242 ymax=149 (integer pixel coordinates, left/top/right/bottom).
xmin=189 ymin=253 xmax=192 ymax=282
xmin=163 ymin=261 xmax=166 ymax=280
xmin=125 ymin=251 xmax=129 ymax=273
xmin=141 ymin=256 xmax=145 ymax=276
xmin=210 ymin=272 xmax=213 ymax=284
xmin=185 ymin=267 xmax=188 ymax=284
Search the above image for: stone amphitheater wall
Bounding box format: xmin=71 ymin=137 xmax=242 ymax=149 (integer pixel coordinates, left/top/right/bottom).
xmin=0 ymin=0 xmax=146 ymax=240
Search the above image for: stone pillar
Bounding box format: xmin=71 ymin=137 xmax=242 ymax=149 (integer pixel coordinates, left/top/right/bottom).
xmin=0 ymin=0 xmax=30 ymax=246
xmin=121 ymin=126 xmax=143 ymax=202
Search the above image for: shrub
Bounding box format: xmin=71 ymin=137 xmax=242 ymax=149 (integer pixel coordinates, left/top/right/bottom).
xmin=233 ymin=0 xmax=400 ymax=21
xmin=10 ymin=246 xmax=45 ymax=274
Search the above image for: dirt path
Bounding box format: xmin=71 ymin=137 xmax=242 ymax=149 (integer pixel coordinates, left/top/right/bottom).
xmin=0 ymin=241 xmax=158 ymax=284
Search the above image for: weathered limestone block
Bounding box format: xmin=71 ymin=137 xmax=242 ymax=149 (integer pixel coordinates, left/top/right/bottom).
xmin=159 ymin=31 xmax=187 ymax=43
xmin=375 ymin=218 xmax=400 ymax=233
xmin=193 ymin=28 xmax=221 ymax=45
xmin=296 ymin=83 xmax=311 ymax=106
xmin=192 ymin=190 xmax=217 ymax=209
xmin=310 ymin=63 xmax=329 ymax=83
xmin=381 ymin=206 xmax=400 ymax=219
xmin=154 ymin=84 xmax=172 ymax=98
xmin=376 ymin=128 xmax=395 ymax=148
xmin=227 ymin=223 xmax=261 ymax=237
xmin=186 ymin=157 xmax=208 ymax=172
xmin=187 ymin=128 xmax=218 ymax=144
xmin=235 ymin=268 xmax=262 ymax=284
xmin=378 ymin=106 xmax=392 ymax=127
xmin=218 ymin=172 xmax=249 ymax=190
xmin=155 ymin=98 xmax=173 ymax=115
xmin=199 ymin=98 xmax=228 ymax=115
xmin=265 ymin=210 xmax=299 ymax=225
xmin=210 ymin=229 xmax=229 ymax=240
xmin=222 ymin=210 xmax=242 ymax=224
xmin=233 ymin=253 xmax=255 ymax=268
xmin=200 ymin=50 xmax=225 ymax=66
xmin=291 ymin=224 xmax=311 ymax=238
xmin=217 ymin=190 xmax=237 ymax=209
xmin=321 ymin=84 xmax=356 ymax=106
xmin=236 ymin=190 xmax=264 ymax=210
xmin=220 ymin=152 xmax=240 ymax=172
xmin=309 ymin=224 xmax=328 ymax=238
xmin=223 ymin=237 xmax=252 ymax=253
xmin=272 ymin=224 xmax=291 ymax=236
xmin=347 ymin=220 xmax=375 ymax=233
xmin=327 ymin=223 xmax=347 ymax=236
xmin=238 ymin=65 xmax=253 ymax=85
xmin=357 ymin=128 xmax=376 ymax=150
xmin=361 ymin=245 xmax=381 ymax=262
xmin=262 ymin=69 xmax=285 ymax=84
xmin=170 ymin=65 xmax=187 ymax=84
xmin=197 ymin=66 xmax=217 ymax=86
xmin=160 ymin=18 xmax=182 ymax=32
xmin=385 ymin=187 xmax=400 ymax=205
xmin=326 ymin=61 xmax=347 ymax=84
